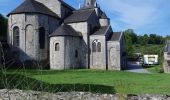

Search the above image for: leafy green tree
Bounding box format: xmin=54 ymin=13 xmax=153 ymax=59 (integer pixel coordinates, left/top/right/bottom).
xmin=124 ymin=29 xmax=135 ymax=57
xmin=138 ymin=34 xmax=149 ymax=45
xmin=124 ymin=29 xmax=138 ymax=44
xmin=124 ymin=29 xmax=165 ymax=59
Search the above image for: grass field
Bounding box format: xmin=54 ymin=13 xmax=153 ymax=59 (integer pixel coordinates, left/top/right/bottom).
xmin=145 ymin=65 xmax=163 ymax=73
xmin=1 ymin=69 xmax=170 ymax=95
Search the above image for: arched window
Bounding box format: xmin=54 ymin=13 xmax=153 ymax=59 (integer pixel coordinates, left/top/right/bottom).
xmin=55 ymin=43 xmax=59 ymax=51
xmin=75 ymin=50 xmax=78 ymax=58
xmin=92 ymin=42 xmax=96 ymax=52
xmin=97 ymin=42 xmax=101 ymax=52
xmin=13 ymin=26 xmax=20 ymax=47
xmin=39 ymin=27 xmax=45 ymax=49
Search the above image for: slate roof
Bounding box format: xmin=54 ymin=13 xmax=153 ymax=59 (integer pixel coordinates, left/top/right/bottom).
xmin=7 ymin=0 xmax=60 ymax=19
xmin=64 ymin=9 xmax=95 ymax=23
xmin=108 ymin=32 xmax=122 ymax=41
xmin=49 ymin=25 xmax=82 ymax=37
xmin=92 ymin=26 xmax=110 ymax=35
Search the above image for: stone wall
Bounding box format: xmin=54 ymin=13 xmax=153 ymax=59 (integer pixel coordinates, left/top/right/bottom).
xmin=35 ymin=0 xmax=73 ymax=19
xmin=1 ymin=89 xmax=170 ymax=100
xmin=69 ymin=22 xmax=89 ymax=68
xmin=50 ymin=36 xmax=65 ymax=70
xmin=8 ymin=14 xmax=59 ymax=62
xmin=119 ymin=33 xmax=127 ymax=70
xmin=50 ymin=36 xmax=81 ymax=70
xmin=164 ymin=52 xmax=170 ymax=73
xmin=107 ymin=41 xmax=121 ymax=70
xmin=107 ymin=33 xmax=127 ymax=70
xmin=90 ymin=35 xmax=107 ymax=70
xmin=99 ymin=18 xmax=110 ymax=27
xmin=35 ymin=0 xmax=62 ymax=17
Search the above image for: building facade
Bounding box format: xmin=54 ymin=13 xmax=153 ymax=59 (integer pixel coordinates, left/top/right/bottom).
xmin=164 ymin=40 xmax=170 ymax=73
xmin=7 ymin=0 xmax=127 ymax=70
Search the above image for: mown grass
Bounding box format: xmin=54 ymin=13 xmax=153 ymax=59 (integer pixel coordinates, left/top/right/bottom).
xmin=1 ymin=69 xmax=170 ymax=95
xmin=145 ymin=65 xmax=163 ymax=73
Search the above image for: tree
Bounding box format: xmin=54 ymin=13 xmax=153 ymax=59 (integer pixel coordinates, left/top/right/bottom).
xmin=124 ymin=29 xmax=138 ymax=44
xmin=0 ymin=14 xmax=8 ymax=37
xmin=124 ymin=29 xmax=136 ymax=57
xmin=138 ymin=34 xmax=149 ymax=45
xmin=148 ymin=34 xmax=164 ymax=44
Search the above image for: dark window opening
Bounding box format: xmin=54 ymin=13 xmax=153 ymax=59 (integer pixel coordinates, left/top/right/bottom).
xmin=13 ymin=26 xmax=20 ymax=47
xmin=39 ymin=27 xmax=45 ymax=49
xmin=75 ymin=50 xmax=78 ymax=58
xmin=92 ymin=42 xmax=96 ymax=52
xmin=97 ymin=42 xmax=101 ymax=52
xmin=55 ymin=43 xmax=59 ymax=51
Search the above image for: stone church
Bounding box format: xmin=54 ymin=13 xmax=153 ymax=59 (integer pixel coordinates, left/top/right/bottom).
xmin=7 ymin=0 xmax=127 ymax=70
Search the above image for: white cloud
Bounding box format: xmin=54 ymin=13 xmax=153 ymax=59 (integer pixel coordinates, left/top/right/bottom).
xmin=97 ymin=0 xmax=165 ymax=31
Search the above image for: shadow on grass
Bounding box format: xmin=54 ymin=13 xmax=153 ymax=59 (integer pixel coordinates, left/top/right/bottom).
xmin=0 ymin=74 xmax=115 ymax=94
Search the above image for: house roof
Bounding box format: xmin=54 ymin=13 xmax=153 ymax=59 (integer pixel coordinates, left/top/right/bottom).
xmin=7 ymin=0 xmax=60 ymax=19
xmin=49 ymin=25 xmax=82 ymax=37
xmin=108 ymin=32 xmax=122 ymax=41
xmin=64 ymin=9 xmax=95 ymax=23
xmin=92 ymin=26 xmax=110 ymax=35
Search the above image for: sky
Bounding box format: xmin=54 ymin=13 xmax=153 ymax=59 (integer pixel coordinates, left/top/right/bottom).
xmin=0 ymin=0 xmax=170 ymax=36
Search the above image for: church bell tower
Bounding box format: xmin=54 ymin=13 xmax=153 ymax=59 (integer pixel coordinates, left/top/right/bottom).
xmin=84 ymin=0 xmax=96 ymax=7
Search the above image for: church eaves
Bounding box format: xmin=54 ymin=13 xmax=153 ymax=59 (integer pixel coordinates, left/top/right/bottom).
xmin=64 ymin=9 xmax=95 ymax=23
xmin=108 ymin=32 xmax=123 ymax=41
xmin=7 ymin=0 xmax=60 ymax=19
xmin=49 ymin=25 xmax=82 ymax=37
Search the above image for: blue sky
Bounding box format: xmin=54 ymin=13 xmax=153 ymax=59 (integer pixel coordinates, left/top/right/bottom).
xmin=0 ymin=0 xmax=170 ymax=36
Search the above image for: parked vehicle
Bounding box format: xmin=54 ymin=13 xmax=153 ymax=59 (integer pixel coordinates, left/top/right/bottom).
xmin=143 ymin=55 xmax=158 ymax=65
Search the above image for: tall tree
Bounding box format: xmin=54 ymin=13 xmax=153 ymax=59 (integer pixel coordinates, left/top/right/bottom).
xmin=138 ymin=34 xmax=149 ymax=45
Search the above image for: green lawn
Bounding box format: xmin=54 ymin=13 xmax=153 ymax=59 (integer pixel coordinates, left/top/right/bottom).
xmin=145 ymin=65 xmax=163 ymax=73
xmin=1 ymin=69 xmax=170 ymax=95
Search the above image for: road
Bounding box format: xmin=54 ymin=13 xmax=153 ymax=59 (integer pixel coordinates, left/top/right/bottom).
xmin=126 ymin=61 xmax=151 ymax=74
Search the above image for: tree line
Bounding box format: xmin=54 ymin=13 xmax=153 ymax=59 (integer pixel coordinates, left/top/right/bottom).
xmin=124 ymin=29 xmax=166 ymax=58
xmin=124 ymin=29 xmax=165 ymax=46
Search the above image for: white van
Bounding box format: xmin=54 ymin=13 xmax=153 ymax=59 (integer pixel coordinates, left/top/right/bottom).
xmin=143 ymin=55 xmax=158 ymax=65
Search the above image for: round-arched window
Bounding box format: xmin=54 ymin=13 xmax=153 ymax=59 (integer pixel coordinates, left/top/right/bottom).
xmin=55 ymin=43 xmax=59 ymax=51
xmin=92 ymin=40 xmax=101 ymax=52
xmin=13 ymin=26 xmax=20 ymax=47
xmin=39 ymin=27 xmax=45 ymax=49
xmin=97 ymin=42 xmax=101 ymax=52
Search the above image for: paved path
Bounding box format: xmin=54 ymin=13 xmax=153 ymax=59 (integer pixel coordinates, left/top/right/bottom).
xmin=126 ymin=61 xmax=151 ymax=74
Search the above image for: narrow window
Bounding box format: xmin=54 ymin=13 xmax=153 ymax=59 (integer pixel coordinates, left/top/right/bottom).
xmin=39 ymin=27 xmax=45 ymax=49
xmin=13 ymin=26 xmax=20 ymax=47
xmin=92 ymin=42 xmax=96 ymax=52
xmin=75 ymin=50 xmax=78 ymax=58
xmin=55 ymin=43 xmax=59 ymax=51
xmin=97 ymin=42 xmax=101 ymax=52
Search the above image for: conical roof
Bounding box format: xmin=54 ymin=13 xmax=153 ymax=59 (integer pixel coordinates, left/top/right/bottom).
xmin=49 ymin=25 xmax=82 ymax=37
xmin=7 ymin=0 xmax=60 ymax=19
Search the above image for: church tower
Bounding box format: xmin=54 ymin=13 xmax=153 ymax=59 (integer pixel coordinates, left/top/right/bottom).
xmin=84 ymin=0 xmax=97 ymax=7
